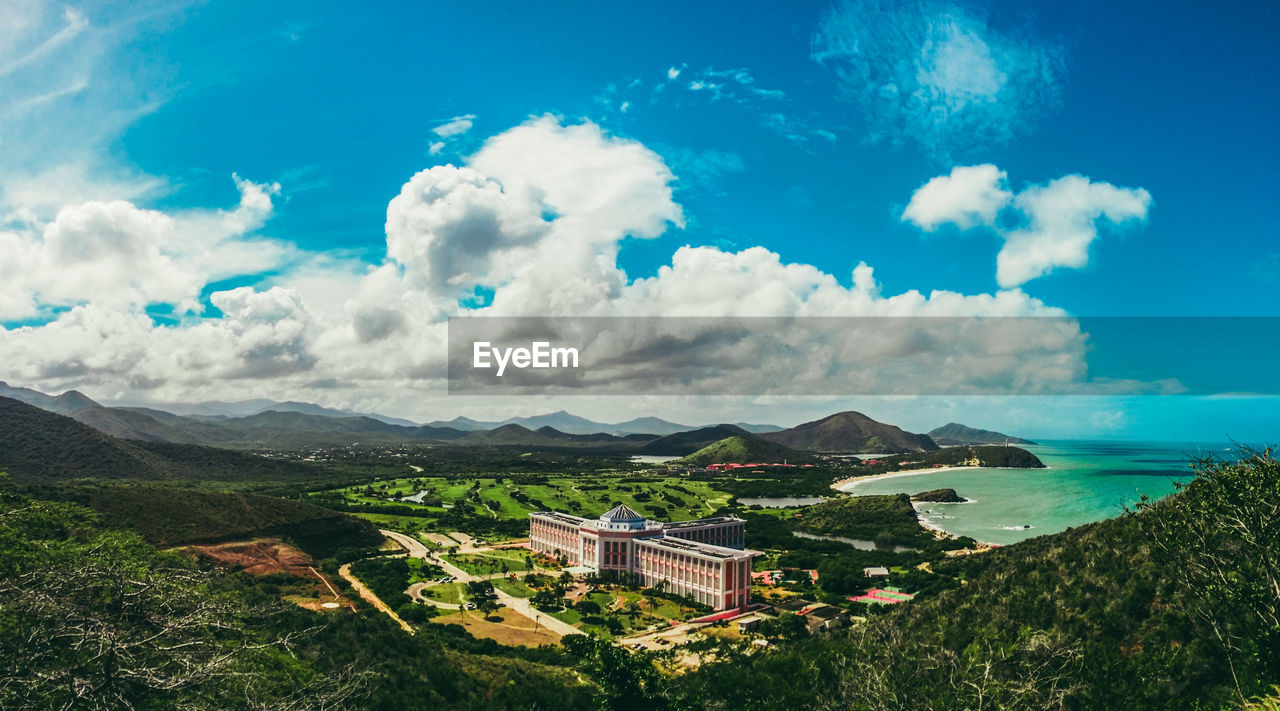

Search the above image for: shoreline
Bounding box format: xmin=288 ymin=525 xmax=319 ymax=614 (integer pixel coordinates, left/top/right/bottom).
xmin=831 ymin=464 xmax=1045 ymax=550
xmin=830 ymin=465 xmax=972 ymax=492
xmin=831 ymin=464 xmax=1050 ymax=493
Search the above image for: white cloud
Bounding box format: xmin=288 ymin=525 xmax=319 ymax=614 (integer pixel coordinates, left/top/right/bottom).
xmin=902 ymin=164 xmax=1011 ymax=231
xmin=206 ymin=286 xmax=318 ymax=378
xmin=385 ymin=165 xmax=550 ymax=298
xmin=0 ymin=116 xmax=1135 ymax=414
xmin=0 ymin=174 xmax=293 ymax=317
xmin=35 ymin=199 xmax=200 ymax=309
xmin=428 ymin=141 xmax=445 ymax=155
xmin=997 ymin=176 xmax=1152 ymax=288
xmin=431 ymin=114 xmax=475 ymax=138
xmin=903 ymin=166 xmax=1152 ymax=287
xmin=813 ymin=0 xmax=1065 ymax=159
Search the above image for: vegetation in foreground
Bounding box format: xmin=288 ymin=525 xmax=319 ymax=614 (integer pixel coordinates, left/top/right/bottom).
xmin=0 ymin=490 xmax=591 ymax=710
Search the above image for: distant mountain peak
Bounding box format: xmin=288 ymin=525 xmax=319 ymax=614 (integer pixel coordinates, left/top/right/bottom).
xmin=927 ymin=423 xmax=1035 ymax=446
xmin=761 ymin=411 xmax=937 ymax=454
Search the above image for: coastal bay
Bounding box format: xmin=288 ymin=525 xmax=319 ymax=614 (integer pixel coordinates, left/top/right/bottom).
xmin=836 ymin=441 xmax=1215 ymax=544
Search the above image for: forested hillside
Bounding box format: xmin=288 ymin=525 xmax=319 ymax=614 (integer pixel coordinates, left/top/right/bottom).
xmin=667 ymin=450 xmax=1280 ymax=710
xmin=0 ymin=493 xmax=591 ymax=710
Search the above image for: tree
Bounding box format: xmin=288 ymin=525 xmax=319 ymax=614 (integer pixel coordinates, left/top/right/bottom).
xmin=562 ymin=635 xmax=669 ymax=710
xmin=1138 ymin=448 xmax=1280 ymax=703
xmin=479 ymin=599 xmax=500 ymax=619
xmin=0 ymin=496 xmax=366 ymax=710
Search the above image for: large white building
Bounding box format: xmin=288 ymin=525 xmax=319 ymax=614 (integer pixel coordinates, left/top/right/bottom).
xmin=529 ymin=505 xmax=756 ymax=611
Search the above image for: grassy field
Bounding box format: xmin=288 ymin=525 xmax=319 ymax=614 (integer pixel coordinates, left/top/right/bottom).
xmin=313 ymin=475 xmax=734 ymax=531
xmin=420 ymin=582 xmax=469 ymax=605
xmin=444 ymin=550 xmax=533 ymax=575
xmin=429 ymin=609 xmax=563 ymax=648
xmin=493 ymin=577 xmax=534 ymax=598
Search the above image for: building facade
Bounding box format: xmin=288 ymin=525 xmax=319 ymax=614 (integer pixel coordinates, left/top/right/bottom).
xmin=529 ymin=505 xmax=756 ymax=611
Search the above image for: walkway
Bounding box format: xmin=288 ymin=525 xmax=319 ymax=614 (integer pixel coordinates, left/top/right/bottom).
xmin=380 ymin=529 xmax=583 ymax=637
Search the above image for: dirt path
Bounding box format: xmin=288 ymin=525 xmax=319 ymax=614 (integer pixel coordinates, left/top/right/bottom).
xmin=339 ymin=563 xmax=414 ymax=635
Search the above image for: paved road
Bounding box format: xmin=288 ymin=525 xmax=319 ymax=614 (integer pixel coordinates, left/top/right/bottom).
xmin=493 ymin=588 xmax=582 ymax=637
xmin=382 ymin=529 xmax=430 ymax=558
xmin=380 ymin=529 xmax=582 ymax=637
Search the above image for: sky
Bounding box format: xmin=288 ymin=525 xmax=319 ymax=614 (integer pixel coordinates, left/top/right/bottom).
xmin=0 ymin=0 xmax=1277 ymax=440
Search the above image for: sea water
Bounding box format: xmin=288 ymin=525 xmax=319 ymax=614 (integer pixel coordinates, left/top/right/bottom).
xmin=838 ymin=441 xmax=1231 ymax=545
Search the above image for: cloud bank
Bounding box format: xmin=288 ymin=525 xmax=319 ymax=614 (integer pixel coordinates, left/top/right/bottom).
xmin=0 ymin=115 xmax=1099 ymax=413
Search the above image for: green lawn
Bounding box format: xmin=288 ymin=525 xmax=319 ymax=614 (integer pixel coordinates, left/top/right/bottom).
xmin=444 ymin=551 xmax=532 ymax=575
xmin=420 ymin=582 xmax=468 ymax=605
xmin=313 ymin=475 xmax=735 ymax=530
xmin=492 ymin=577 xmax=534 ymax=598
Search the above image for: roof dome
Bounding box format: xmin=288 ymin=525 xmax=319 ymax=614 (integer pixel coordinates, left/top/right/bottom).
xmin=600 ymin=504 xmax=644 ymax=523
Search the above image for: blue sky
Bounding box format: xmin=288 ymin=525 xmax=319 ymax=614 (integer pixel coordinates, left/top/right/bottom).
xmin=0 ymin=0 xmax=1277 ymax=438
xmin=113 ymin=0 xmax=1279 ymax=315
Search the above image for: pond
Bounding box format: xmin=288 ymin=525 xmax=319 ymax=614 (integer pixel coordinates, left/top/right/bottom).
xmin=738 ymin=496 xmax=828 ymax=508
xmin=791 ymin=530 xmax=917 ymax=553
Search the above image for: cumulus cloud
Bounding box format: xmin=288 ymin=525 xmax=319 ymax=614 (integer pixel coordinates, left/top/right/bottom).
xmin=903 ymin=165 xmax=1151 ymax=287
xmin=813 ymin=0 xmax=1065 ymax=159
xmin=385 ymin=165 xmax=550 ymax=298
xmin=0 ymin=174 xmax=293 ymax=319
xmin=902 ymin=164 xmax=1011 ymax=230
xmin=207 ymin=286 xmax=317 ymax=378
xmin=36 ymin=199 xmax=200 ymax=309
xmin=997 ymin=176 xmax=1152 ymax=287
xmin=0 ymin=116 xmax=1141 ymax=412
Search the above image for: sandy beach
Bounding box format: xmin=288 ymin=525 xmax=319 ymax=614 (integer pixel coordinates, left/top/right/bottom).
xmin=830 ymin=465 xmax=975 ymax=493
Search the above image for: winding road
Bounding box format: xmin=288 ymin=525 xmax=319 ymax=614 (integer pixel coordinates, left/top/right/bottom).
xmin=379 ymin=529 xmax=582 ymax=637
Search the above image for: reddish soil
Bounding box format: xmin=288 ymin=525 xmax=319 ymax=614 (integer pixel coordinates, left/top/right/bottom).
xmin=189 ymin=537 xmax=314 ymax=576
xmin=187 ymin=538 xmax=352 ymax=610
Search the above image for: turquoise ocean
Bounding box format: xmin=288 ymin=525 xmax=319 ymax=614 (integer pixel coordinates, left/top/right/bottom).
xmin=839 ymin=441 xmax=1238 ymax=545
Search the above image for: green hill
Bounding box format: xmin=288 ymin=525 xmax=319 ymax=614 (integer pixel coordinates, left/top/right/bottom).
xmin=676 ymin=435 xmax=816 ymax=465
xmin=790 ymin=493 xmax=926 ymax=545
xmin=0 ymin=396 xmax=335 ymax=486
xmin=638 ymin=424 xmax=754 ymax=456
xmin=927 ymin=422 xmax=1036 ymax=446
xmin=49 ymin=484 xmax=380 ymax=552
xmin=670 ymin=451 xmax=1280 ymax=709
xmin=762 ymin=411 xmax=939 ymax=453
xmin=0 ymin=396 xmax=380 ymax=552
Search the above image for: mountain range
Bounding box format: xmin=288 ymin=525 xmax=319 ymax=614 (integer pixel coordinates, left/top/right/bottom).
xmin=0 ymin=382 xmax=1030 ymax=457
